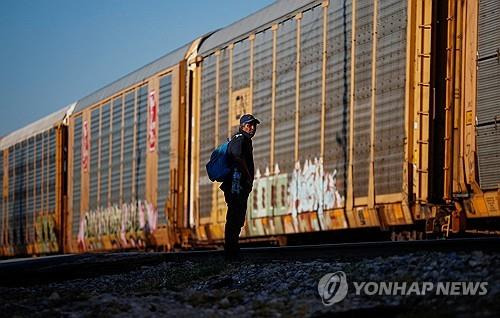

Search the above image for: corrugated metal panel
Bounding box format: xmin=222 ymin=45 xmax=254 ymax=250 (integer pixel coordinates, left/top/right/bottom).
xmin=21 ymin=142 xmax=27 ymax=244
xmin=0 ymin=103 xmax=74 ymax=151
xmin=478 ymin=0 xmax=500 ymax=58
xmin=23 ymin=141 xmax=29 ymax=244
xmin=17 ymin=143 xmax=25 ymax=246
xmin=325 ymin=0 xmax=352 ymax=200
xmin=100 ymin=104 xmax=111 ymax=207
xmin=122 ymin=92 xmax=135 ymax=203
xmin=353 ymin=0 xmax=373 ymax=198
xmin=35 ymin=135 xmax=42 ymax=214
xmin=199 ymin=54 xmax=217 ymax=219
xmin=135 ymin=85 xmax=148 ymax=200
xmin=477 ymin=124 xmax=500 ymax=190
xmin=26 ymin=137 xmax=35 ymax=244
xmin=219 ymin=48 xmax=230 ymax=142
xmin=89 ymin=108 xmax=100 ymax=211
xmin=23 ymin=142 xmax=28 ymax=245
xmin=274 ymin=18 xmax=297 ymax=176
xmin=8 ymin=148 xmax=15 ymax=245
xmin=374 ymin=0 xmax=407 ymax=195
xmin=75 ymin=44 xmax=189 ymax=113
xmin=48 ymin=129 xmax=57 ymax=212
xmin=477 ymin=56 xmax=500 ymax=126
xmin=252 ymin=28 xmax=273 ymax=175
xmin=110 ymin=98 xmax=122 ymax=206
xmin=199 ymin=0 xmax=318 ymax=55
xmin=0 ymin=151 xmax=3 ymax=247
xmin=298 ymin=6 xmax=323 ymax=163
xmin=72 ymin=117 xmax=82 ymax=238
xmin=232 ymin=39 xmax=251 ymax=91
xmin=158 ymin=75 xmax=172 ymax=225
xmin=476 ymin=0 xmax=500 ymax=191
xmin=43 ymin=132 xmax=49 ymax=212
xmin=12 ymin=145 xmax=19 ymax=246
xmin=16 ymin=142 xmax=26 ymax=246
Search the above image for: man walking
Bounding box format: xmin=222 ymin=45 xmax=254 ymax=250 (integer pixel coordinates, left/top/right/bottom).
xmin=220 ymin=114 xmax=260 ymax=261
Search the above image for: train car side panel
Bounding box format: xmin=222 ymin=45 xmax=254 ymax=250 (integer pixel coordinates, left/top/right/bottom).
xmin=193 ymin=0 xmax=418 ymax=244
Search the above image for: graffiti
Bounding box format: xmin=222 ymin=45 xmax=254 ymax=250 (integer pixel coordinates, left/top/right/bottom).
xmin=77 ymin=200 xmax=158 ymax=250
xmin=35 ymin=213 xmax=59 ymax=252
xmin=251 ymin=158 xmax=344 ymax=217
xmin=148 ymin=91 xmax=157 ymax=152
xmin=81 ymin=120 xmax=89 ymax=171
xmin=289 ymin=157 xmax=344 ymax=216
xmin=231 ymin=88 xmax=251 ymax=128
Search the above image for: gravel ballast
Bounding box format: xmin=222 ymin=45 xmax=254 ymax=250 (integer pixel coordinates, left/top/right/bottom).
xmin=0 ymin=250 xmax=498 ymax=317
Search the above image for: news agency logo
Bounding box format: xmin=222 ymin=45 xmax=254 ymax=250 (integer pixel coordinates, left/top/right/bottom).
xmin=318 ymin=271 xmax=488 ymax=306
xmin=317 ymin=271 xmax=349 ymax=306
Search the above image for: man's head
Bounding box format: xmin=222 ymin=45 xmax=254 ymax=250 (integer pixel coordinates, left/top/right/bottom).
xmin=239 ymin=114 xmax=260 ymax=138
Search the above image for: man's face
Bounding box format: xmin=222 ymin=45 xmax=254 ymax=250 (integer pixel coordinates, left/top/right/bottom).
xmin=242 ymin=122 xmax=257 ymax=137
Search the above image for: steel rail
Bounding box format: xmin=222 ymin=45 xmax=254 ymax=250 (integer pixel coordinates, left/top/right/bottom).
xmin=0 ymin=238 xmax=498 ymax=287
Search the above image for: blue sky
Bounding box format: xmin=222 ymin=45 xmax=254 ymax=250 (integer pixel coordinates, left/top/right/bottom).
xmin=0 ymin=0 xmax=274 ymax=136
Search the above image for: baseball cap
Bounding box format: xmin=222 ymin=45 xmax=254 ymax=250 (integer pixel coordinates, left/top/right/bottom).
xmin=240 ymin=114 xmax=261 ymax=125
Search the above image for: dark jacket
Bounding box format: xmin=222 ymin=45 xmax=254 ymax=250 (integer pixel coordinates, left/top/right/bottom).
xmin=220 ymin=128 xmax=255 ymax=193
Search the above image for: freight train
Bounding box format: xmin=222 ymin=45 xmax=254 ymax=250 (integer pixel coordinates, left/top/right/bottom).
xmin=1 ymin=0 xmax=499 ymax=257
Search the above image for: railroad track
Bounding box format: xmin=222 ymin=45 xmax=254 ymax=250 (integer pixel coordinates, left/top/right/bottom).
xmin=0 ymin=237 xmax=498 ymax=287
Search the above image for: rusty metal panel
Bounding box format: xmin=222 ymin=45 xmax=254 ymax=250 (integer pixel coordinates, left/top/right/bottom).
xmin=477 ymin=57 xmax=500 ymax=126
xmin=478 ymin=0 xmax=500 ymax=58
xmin=274 ymin=18 xmax=297 ymax=177
xmin=89 ymin=108 xmax=100 ymax=211
xmin=135 ymin=85 xmax=148 ymax=200
xmin=122 ymin=92 xmax=135 ymax=204
xmin=110 ymin=98 xmax=122 ymax=205
xmin=325 ymin=0 xmax=352 ymax=203
xmin=158 ymin=75 xmax=172 ymax=225
xmin=199 ymin=54 xmax=217 ymax=219
xmin=477 ymin=124 xmax=500 ymax=190
xmin=353 ymin=0 xmax=373 ymax=198
xmin=374 ymin=0 xmax=407 ymax=195
xmin=253 ymin=28 xmax=273 ymax=174
xmin=299 ymin=6 xmax=323 ymax=163
xmin=72 ymin=117 xmax=82 ymax=238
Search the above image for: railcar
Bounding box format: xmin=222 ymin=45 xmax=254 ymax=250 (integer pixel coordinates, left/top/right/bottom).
xmin=0 ymin=105 xmax=74 ymax=257
xmin=1 ymin=0 xmax=499 ymax=257
xmin=188 ymin=0 xmax=500 ymax=244
xmin=65 ymin=41 xmax=207 ymax=252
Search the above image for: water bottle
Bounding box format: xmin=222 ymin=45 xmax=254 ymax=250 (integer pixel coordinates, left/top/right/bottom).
xmin=231 ymin=169 xmax=241 ymax=194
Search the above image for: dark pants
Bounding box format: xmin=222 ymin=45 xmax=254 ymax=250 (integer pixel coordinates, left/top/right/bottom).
xmin=223 ymin=189 xmax=250 ymax=257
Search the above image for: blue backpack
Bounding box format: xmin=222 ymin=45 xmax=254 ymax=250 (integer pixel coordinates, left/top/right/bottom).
xmin=206 ymin=139 xmax=232 ymax=182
